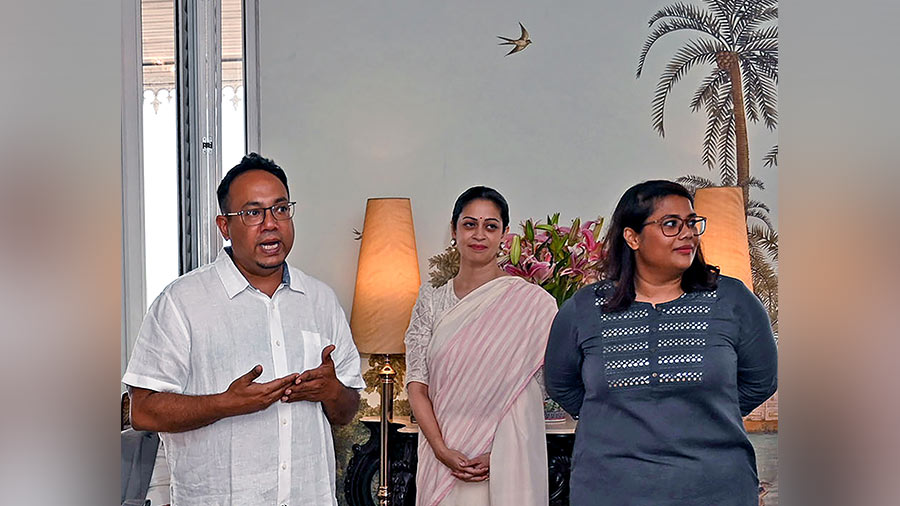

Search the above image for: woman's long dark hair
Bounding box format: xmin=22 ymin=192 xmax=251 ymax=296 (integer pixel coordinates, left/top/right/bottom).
xmin=600 ymin=180 xmax=719 ymax=312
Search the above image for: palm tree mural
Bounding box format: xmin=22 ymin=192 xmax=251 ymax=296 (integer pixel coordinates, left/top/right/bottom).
xmin=637 ymin=0 xmax=778 ymax=207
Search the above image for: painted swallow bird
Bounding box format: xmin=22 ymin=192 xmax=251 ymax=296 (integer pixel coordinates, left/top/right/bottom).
xmin=498 ymin=22 xmax=532 ymax=56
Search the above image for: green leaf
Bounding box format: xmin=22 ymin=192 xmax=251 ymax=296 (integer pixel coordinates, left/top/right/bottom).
xmin=557 ymin=250 xmax=572 ymax=271
xmin=535 ymin=224 xmax=555 ymax=233
xmin=549 ymin=230 xmax=563 ymax=257
xmin=551 ymin=213 xmax=560 ymax=225
xmin=553 ymin=282 xmax=567 ymax=301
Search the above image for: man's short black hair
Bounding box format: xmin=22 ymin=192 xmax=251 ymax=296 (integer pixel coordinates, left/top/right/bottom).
xmin=217 ymin=153 xmax=289 ymax=213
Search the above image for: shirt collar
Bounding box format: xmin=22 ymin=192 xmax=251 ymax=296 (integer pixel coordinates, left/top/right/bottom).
xmin=215 ymin=248 xmax=250 ymax=298
xmin=214 ymin=247 xmax=305 ymax=298
xmin=282 ymin=261 xmax=307 ymax=294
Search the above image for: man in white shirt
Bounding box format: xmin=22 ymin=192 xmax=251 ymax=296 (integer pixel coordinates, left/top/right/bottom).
xmin=123 ymin=153 xmax=365 ymax=505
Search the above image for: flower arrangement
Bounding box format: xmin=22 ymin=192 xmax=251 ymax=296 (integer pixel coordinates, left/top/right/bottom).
xmin=500 ymin=214 xmax=605 ymax=307
xmin=427 ymin=214 xmax=605 ymax=307
xmin=425 ymin=214 xmax=604 ymax=423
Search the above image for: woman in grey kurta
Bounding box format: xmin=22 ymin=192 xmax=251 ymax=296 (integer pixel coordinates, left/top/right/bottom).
xmin=544 ymin=180 xmax=777 ymax=506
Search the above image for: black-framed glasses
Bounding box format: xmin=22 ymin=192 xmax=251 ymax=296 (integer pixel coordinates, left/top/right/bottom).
xmin=643 ymin=215 xmax=707 ymax=237
xmin=222 ymin=202 xmax=296 ymax=226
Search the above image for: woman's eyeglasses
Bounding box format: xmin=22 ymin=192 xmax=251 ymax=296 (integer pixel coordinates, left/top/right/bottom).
xmin=642 ymin=216 xmax=707 ymax=237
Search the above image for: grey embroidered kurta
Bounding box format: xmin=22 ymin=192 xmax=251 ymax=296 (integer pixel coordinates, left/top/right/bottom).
xmin=544 ymin=275 xmax=777 ymax=506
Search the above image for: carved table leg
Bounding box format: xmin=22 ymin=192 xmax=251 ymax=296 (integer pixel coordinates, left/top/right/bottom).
xmin=548 ymin=434 xmax=575 ymax=506
xmin=345 ymin=421 xmax=379 ymax=506
xmin=346 ymin=419 xmax=418 ymax=506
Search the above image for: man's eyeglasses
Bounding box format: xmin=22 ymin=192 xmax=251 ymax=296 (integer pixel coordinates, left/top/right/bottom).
xmin=222 ymin=202 xmax=296 ymax=226
xmin=643 ymin=215 xmax=707 ymax=237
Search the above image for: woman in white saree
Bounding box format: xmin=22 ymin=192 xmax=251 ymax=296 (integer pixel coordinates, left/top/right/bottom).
xmin=405 ymin=186 xmax=558 ymax=506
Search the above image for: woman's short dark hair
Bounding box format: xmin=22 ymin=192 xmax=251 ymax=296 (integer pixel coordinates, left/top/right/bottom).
xmin=217 ymin=153 xmax=289 ymax=213
xmin=451 ymin=186 xmax=510 ymax=229
xmin=600 ymin=180 xmax=719 ymax=312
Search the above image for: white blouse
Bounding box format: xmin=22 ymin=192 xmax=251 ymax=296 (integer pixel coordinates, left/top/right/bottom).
xmin=404 ymin=281 xmax=459 ymax=386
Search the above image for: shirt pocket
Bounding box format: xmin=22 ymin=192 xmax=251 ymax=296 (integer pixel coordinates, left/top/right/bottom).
xmin=301 ymin=330 xmax=325 ymax=372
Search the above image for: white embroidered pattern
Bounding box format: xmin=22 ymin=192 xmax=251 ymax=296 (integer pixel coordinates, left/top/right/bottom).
xmin=658 ymin=321 xmax=709 ymax=332
xmin=601 ymin=308 xmax=650 ymax=321
xmin=658 ymin=371 xmax=704 ymax=383
xmin=661 ymin=305 xmax=710 ymax=315
xmin=658 ymin=354 xmax=703 ymax=365
xmin=608 ymin=375 xmax=651 ymax=388
xmin=658 ymin=337 xmax=706 ymax=348
xmin=606 ymin=357 xmax=651 ymax=370
xmin=600 ymin=285 xmax=713 ymax=392
xmin=594 ymin=282 xmax=614 ymax=307
xmin=602 ymin=325 xmax=650 ymax=338
xmin=603 ymin=341 xmax=650 ymax=354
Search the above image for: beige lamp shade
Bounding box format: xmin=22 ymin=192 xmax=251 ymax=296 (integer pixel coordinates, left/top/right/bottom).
xmin=350 ymin=198 xmax=421 ymax=354
xmin=693 ymin=187 xmax=753 ymax=290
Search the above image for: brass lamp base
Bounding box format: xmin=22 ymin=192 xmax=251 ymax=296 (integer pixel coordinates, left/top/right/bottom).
xmin=378 ymin=355 xmax=396 ymax=506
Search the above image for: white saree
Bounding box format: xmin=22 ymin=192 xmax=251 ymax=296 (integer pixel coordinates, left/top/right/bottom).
xmin=414 ymin=276 xmax=558 ymax=506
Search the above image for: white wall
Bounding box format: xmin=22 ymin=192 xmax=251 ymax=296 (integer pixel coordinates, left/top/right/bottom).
xmin=257 ymin=1 xmax=778 ymax=310
xmin=1 ymin=1 xmax=122 ymax=503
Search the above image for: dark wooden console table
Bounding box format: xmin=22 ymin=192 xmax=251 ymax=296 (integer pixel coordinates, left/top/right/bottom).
xmin=344 ymin=416 xmax=576 ymax=506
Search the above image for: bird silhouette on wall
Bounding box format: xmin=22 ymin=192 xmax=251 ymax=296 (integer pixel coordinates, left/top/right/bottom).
xmin=497 ymin=22 xmax=532 ymax=56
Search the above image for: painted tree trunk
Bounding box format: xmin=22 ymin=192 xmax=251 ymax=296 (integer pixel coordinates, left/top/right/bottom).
xmin=717 ymin=51 xmax=750 ymax=209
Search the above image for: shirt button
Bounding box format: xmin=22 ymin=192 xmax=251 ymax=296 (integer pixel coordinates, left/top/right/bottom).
xmin=281 ymin=418 xmax=287 ymax=425
xmin=275 ymin=340 xmax=281 ymax=347
xmin=651 ymin=372 xmax=658 ymax=378
xmin=282 ymin=462 xmax=287 ymax=470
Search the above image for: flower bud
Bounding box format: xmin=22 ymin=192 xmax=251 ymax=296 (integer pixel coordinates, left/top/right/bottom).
xmin=568 ymin=218 xmax=581 ymax=244
xmin=510 ymin=235 xmax=522 ymax=265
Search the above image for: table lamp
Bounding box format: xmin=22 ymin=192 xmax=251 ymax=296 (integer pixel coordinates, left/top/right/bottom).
xmin=350 ymin=198 xmax=420 ymax=506
xmin=693 ymin=187 xmax=754 ymax=290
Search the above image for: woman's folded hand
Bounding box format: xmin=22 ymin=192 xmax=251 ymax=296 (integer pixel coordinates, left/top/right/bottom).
xmin=436 ymin=448 xmax=490 ymax=482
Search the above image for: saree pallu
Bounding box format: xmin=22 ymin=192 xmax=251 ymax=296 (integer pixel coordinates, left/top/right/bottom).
xmin=416 ymin=276 xmax=558 ymax=506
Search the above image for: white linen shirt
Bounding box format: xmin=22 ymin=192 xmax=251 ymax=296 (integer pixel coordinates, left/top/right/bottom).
xmin=123 ymin=248 xmax=365 ymax=506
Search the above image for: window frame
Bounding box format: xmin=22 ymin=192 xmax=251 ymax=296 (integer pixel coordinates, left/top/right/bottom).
xmin=121 ymin=0 xmax=260 ymax=373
